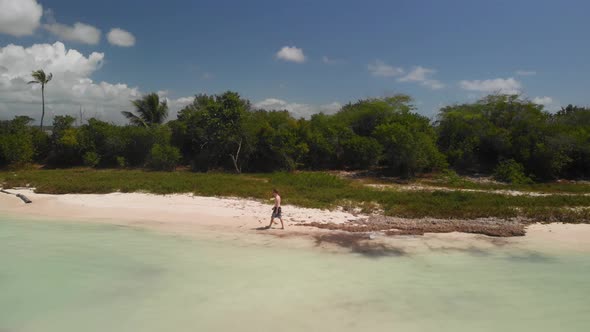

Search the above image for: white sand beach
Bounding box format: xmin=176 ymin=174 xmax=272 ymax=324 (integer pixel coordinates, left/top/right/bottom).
xmin=2 ymin=188 xmax=590 ymax=254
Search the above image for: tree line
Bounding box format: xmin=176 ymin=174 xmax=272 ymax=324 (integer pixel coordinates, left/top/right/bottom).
xmin=1 ymin=91 xmax=589 ymax=183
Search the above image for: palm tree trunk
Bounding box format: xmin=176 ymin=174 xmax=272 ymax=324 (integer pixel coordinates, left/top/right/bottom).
xmin=40 ymin=84 xmax=45 ymax=130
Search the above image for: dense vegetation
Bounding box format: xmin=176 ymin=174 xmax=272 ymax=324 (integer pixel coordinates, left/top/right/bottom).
xmin=437 ymin=96 xmax=590 ymax=182
xmin=1 ymin=92 xmax=589 ymax=182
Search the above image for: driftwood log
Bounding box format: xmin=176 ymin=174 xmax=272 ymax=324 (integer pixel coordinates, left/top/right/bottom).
xmin=16 ymin=193 xmax=32 ymax=203
xmin=0 ymin=189 xmax=32 ymax=204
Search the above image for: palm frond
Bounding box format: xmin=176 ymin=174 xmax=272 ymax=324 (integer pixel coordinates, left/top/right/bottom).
xmin=159 ymin=98 xmax=169 ymax=123
xmin=121 ymin=111 xmax=148 ymax=127
xmin=126 ymin=93 xmax=169 ymax=126
xmin=31 ymin=70 xmax=45 ymax=82
xmin=30 ymin=69 xmax=53 ymax=84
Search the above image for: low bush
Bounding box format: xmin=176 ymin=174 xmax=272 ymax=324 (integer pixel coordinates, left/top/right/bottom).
xmin=147 ymin=144 xmax=181 ymax=171
xmin=116 ymin=156 xmax=127 ymax=168
xmin=493 ymin=159 xmax=533 ymax=184
xmin=83 ymin=151 xmax=101 ymax=167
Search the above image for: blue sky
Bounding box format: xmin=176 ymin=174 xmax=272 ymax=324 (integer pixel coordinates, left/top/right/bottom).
xmin=1 ymin=0 xmax=589 ymax=121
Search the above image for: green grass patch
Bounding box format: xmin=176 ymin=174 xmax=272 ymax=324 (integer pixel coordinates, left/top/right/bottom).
xmin=419 ymin=173 xmax=590 ymax=194
xmin=362 ymin=172 xmax=590 ymax=194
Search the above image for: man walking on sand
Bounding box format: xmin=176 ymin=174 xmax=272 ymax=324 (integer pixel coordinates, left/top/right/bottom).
xmin=266 ymin=189 xmax=284 ymax=229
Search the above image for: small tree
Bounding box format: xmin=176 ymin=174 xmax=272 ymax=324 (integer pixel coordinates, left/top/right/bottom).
xmin=0 ymin=116 xmax=35 ymax=168
xmin=175 ymin=91 xmax=250 ymax=173
xmin=47 ymin=115 xmax=80 ymax=167
xmin=147 ymin=144 xmax=181 ymax=171
xmin=341 ymin=135 xmax=382 ymax=169
xmin=28 ymin=70 xmax=53 ymax=129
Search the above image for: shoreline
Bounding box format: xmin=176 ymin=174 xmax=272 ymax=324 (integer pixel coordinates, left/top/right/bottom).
xmin=2 ymin=188 xmax=590 ymax=255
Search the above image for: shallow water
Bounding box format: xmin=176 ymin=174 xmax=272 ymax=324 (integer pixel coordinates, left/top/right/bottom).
xmin=1 ymin=216 xmax=589 ymax=332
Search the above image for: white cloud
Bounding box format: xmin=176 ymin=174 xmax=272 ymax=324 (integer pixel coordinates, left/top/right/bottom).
xmin=398 ymin=66 xmax=434 ymax=82
xmin=45 ymin=22 xmax=101 ymax=45
xmin=532 ymin=96 xmax=553 ymax=107
xmin=145 ymin=93 xmax=194 ymax=119
xmin=369 ymin=62 xmax=444 ymax=89
xmin=459 ymin=78 xmax=522 ymax=94
xmin=165 ymin=96 xmax=195 ymax=118
xmin=368 ymin=60 xmax=404 ymax=77
xmin=516 ymin=70 xmax=536 ymax=76
xmin=173 ymin=96 xmax=194 ymax=105
xmin=107 ymin=28 xmax=136 ymax=47
xmin=0 ymin=0 xmax=43 ymax=36
xmin=276 ymin=46 xmax=306 ymax=63
xmin=321 ymin=102 xmax=342 ymax=113
xmin=0 ymin=42 xmax=104 ymax=79
xmin=398 ymin=66 xmax=445 ymax=90
xmin=0 ymin=42 xmax=146 ymax=123
xmin=254 ymin=98 xmax=341 ymax=118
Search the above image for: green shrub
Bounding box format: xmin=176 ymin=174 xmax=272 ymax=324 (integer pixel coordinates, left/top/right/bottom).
xmin=437 ymin=169 xmax=463 ymax=185
xmin=341 ymin=135 xmax=382 ymax=169
xmin=31 ymin=128 xmax=50 ymax=163
xmin=83 ymin=151 xmax=101 ymax=167
xmin=493 ymin=159 xmax=533 ymax=184
xmin=120 ymin=126 xmax=156 ymax=167
xmin=147 ymin=144 xmax=181 ymax=171
xmin=0 ymin=116 xmax=35 ymax=168
xmin=78 ymin=119 xmax=125 ymax=167
xmin=375 ymin=123 xmax=447 ymax=176
xmin=47 ymin=116 xmax=81 ymax=167
xmin=116 ymin=156 xmax=127 ymax=168
xmin=0 ymin=134 xmax=34 ymax=167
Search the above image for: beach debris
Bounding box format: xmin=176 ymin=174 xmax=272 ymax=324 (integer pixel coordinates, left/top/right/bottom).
xmin=0 ymin=189 xmax=33 ymax=204
xmin=16 ymin=193 xmax=32 ymax=204
xmin=299 ymin=215 xmax=526 ymax=237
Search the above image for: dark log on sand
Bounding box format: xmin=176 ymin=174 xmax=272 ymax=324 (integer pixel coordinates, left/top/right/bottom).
xmin=0 ymin=189 xmax=32 ymax=204
xmin=16 ymin=193 xmax=32 ymax=204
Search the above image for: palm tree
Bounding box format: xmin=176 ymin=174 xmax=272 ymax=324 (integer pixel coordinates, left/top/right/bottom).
xmin=122 ymin=93 xmax=169 ymax=127
xmin=28 ymin=70 xmax=53 ymax=129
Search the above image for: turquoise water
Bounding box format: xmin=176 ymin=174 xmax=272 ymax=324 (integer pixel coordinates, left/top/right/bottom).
xmin=1 ymin=216 xmax=589 ymax=332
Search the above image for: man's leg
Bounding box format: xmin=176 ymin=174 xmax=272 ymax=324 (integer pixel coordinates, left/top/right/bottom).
xmin=279 ymin=217 xmax=284 ymax=229
xmin=267 ymin=217 xmax=274 ymax=229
